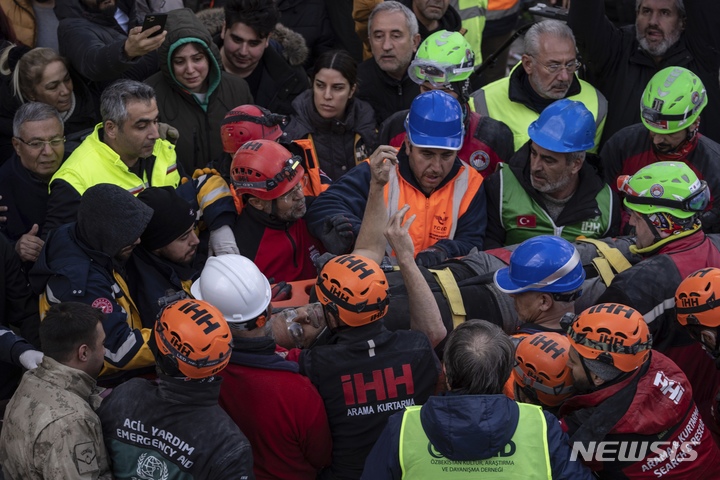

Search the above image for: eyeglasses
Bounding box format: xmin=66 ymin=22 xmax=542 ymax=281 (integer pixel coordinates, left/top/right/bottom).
xmin=408 ymin=59 xmax=474 ymax=88
xmin=617 ymin=176 xmax=711 ymax=213
xmin=279 ymin=176 xmax=308 ymax=204
xmin=529 ymin=56 xmax=582 ymax=75
xmin=15 ymin=136 xmax=66 ymax=149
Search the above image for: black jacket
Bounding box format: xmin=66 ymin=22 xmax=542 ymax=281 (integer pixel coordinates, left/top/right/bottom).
xmin=568 ymin=0 xmax=720 ymax=145
xmin=356 ymin=56 xmax=420 ymax=126
xmin=283 ymin=89 xmax=378 ymax=181
xmin=145 ymin=8 xmax=253 ymax=172
xmin=277 ymin=0 xmax=336 ymax=72
xmin=399 ymin=0 xmax=462 ymax=40
xmin=299 ymin=321 xmax=440 ymax=480
xmin=0 ymin=154 xmax=51 ymax=242
xmin=97 ymin=374 xmax=255 ymax=480
xmin=54 ymin=0 xmax=159 ymax=83
xmin=483 ymin=142 xmax=620 ymax=248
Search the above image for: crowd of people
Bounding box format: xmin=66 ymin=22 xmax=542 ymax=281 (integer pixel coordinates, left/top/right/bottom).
xmin=1 ymin=0 xmax=720 ymax=478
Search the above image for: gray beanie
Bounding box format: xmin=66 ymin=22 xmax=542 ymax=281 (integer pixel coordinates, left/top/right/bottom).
xmin=583 ymin=357 xmax=623 ymax=382
xmin=77 ymin=184 xmax=154 ymax=257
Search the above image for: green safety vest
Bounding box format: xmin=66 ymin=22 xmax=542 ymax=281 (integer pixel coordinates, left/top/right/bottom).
xmin=51 ymin=123 xmax=181 ymax=196
xmin=470 ymin=64 xmax=608 ymax=153
xmin=499 ymin=163 xmax=613 ymax=245
xmin=451 ymin=0 xmax=488 ymax=60
xmin=399 ymin=403 xmax=552 ymax=479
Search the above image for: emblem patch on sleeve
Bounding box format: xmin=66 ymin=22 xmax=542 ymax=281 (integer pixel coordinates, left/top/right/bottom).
xmin=74 ymin=442 xmax=99 ymax=474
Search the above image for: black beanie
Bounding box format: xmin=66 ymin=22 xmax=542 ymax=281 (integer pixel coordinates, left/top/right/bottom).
xmin=77 ymin=184 xmax=153 ymax=257
xmin=138 ymin=187 xmax=196 ymax=251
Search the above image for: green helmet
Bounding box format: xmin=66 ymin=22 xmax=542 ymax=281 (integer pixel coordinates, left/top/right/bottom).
xmin=408 ymin=30 xmax=475 ymax=88
xmin=617 ymin=161 xmax=709 ymax=219
xmin=640 ymin=67 xmax=707 ymax=134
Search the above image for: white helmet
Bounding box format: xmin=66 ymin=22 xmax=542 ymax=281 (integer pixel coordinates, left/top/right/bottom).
xmin=191 ymin=255 xmax=272 ymax=327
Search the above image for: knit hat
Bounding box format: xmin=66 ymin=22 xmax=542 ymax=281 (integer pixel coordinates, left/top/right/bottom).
xmin=583 ymin=357 xmax=623 ymax=382
xmin=138 ymin=187 xmax=197 ymax=251
xmin=77 ymin=184 xmax=153 ymax=257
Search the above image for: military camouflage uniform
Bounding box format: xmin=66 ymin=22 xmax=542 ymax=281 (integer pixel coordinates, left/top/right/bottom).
xmin=0 ymin=357 xmax=111 ymax=479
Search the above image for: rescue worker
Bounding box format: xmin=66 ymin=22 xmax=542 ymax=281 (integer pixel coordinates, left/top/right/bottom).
xmin=126 ymin=186 xmax=200 ymax=324
xmin=218 ymin=104 xmax=330 ymax=198
xmin=601 ymin=67 xmax=720 ymax=232
xmin=484 ymin=100 xmax=619 ymax=249
xmin=675 ymin=267 xmax=720 ymax=439
xmin=192 ymin=254 xmax=332 ymax=480
xmin=97 ymin=298 xmax=254 ymax=479
xmin=362 ymin=319 xmax=593 ymax=479
xmin=300 ymin=253 xmax=440 ymax=479
xmin=561 ymin=303 xmax=720 ymax=477
xmin=494 ymin=235 xmax=586 ymax=333
xmin=306 ymin=90 xmax=487 ymax=268
xmin=511 ymin=332 xmax=576 ymax=414
xmin=30 ymin=184 xmax=155 ymax=381
xmin=472 ymin=20 xmax=608 ymax=152
xmin=0 ymin=302 xmax=112 ymax=479
xmin=379 ymin=30 xmax=514 ymax=177
xmin=598 ymin=161 xmax=720 ymax=441
xmin=230 ymin=140 xmax=324 ymax=282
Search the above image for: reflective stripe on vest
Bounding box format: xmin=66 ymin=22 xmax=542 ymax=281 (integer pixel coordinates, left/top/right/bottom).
xmin=398 ymin=403 xmax=552 ymax=478
xmin=499 ymin=164 xmax=613 ymax=245
xmin=384 ymin=162 xmax=477 ymax=255
xmin=471 ymin=65 xmax=608 ymax=153
xmin=291 ymin=138 xmax=326 ymax=197
xmin=486 ymin=0 xmax=521 ymax=20
xmin=51 ymin=124 xmax=180 ymax=196
xmin=451 ymin=0 xmax=488 ymax=59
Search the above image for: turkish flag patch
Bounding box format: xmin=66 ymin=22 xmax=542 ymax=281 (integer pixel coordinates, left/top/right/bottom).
xmin=516 ymin=215 xmax=537 ymax=228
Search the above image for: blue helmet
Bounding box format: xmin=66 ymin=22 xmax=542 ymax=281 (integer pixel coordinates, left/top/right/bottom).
xmin=527 ymin=99 xmax=595 ymax=153
xmin=494 ymin=235 xmax=585 ymax=294
xmin=405 ymin=90 xmax=464 ymax=150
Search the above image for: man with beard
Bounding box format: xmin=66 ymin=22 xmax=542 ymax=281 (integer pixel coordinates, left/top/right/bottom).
xmin=356 ymin=1 xmax=421 ymax=125
xmin=568 ymin=0 xmax=720 ymax=145
xmin=472 ymin=20 xmax=607 ymax=153
xmin=126 ymin=186 xmax=200 ymax=324
xmin=560 ymin=303 xmax=720 ymax=477
xmin=54 ymin=0 xmax=165 ymax=83
xmin=601 ymin=67 xmax=720 ymax=233
xmin=30 ymin=183 xmax=156 ymax=382
xmin=483 ymin=99 xmax=619 ymax=249
xmin=230 ymin=139 xmax=323 ymax=282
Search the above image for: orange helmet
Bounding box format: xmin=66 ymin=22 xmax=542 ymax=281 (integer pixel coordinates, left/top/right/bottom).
xmin=565 ymin=303 xmax=652 ymax=372
xmin=220 ymin=105 xmax=286 ymax=154
xmin=155 ymin=299 xmax=233 ymax=379
xmin=315 ymin=254 xmax=390 ymax=327
xmin=675 ymin=268 xmax=720 ymax=327
xmin=512 ymin=333 xmax=575 ymax=407
xmin=230 ymin=139 xmax=305 ymax=201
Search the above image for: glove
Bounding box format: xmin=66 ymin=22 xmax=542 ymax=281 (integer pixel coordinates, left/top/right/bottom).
xmin=192 ymin=167 xmax=221 ymax=180
xmin=320 ymin=215 xmax=355 ymax=254
xmin=271 ymin=281 xmax=293 ymax=302
xmin=208 ymin=225 xmax=240 ymax=255
xmin=158 ymin=122 xmax=179 ymax=144
xmin=19 ymin=349 xmax=44 ymax=370
xmin=415 ymin=247 xmax=448 ymax=268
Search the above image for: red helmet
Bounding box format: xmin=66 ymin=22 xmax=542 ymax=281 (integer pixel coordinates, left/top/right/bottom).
xmin=512 ymin=333 xmax=575 ymax=407
xmin=230 ymin=140 xmax=305 ymax=201
xmin=220 ymin=105 xmax=287 ymax=154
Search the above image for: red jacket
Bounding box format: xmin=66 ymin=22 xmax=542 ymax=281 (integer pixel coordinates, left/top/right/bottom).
xmin=218 ymin=337 xmax=332 ymax=480
xmin=559 ymin=351 xmax=720 ymax=478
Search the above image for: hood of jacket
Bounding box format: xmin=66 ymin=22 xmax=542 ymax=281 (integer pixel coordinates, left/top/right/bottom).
xmin=420 ymin=393 xmax=520 ymax=461
xmin=195 ymin=8 xmax=308 ymax=67
xmin=158 ymin=8 xmax=222 ymax=104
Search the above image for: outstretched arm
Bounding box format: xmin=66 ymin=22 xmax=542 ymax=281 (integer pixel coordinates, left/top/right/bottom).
xmin=354 ymin=145 xmax=398 ymax=264
xmin=386 ymin=206 xmax=446 ymax=347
